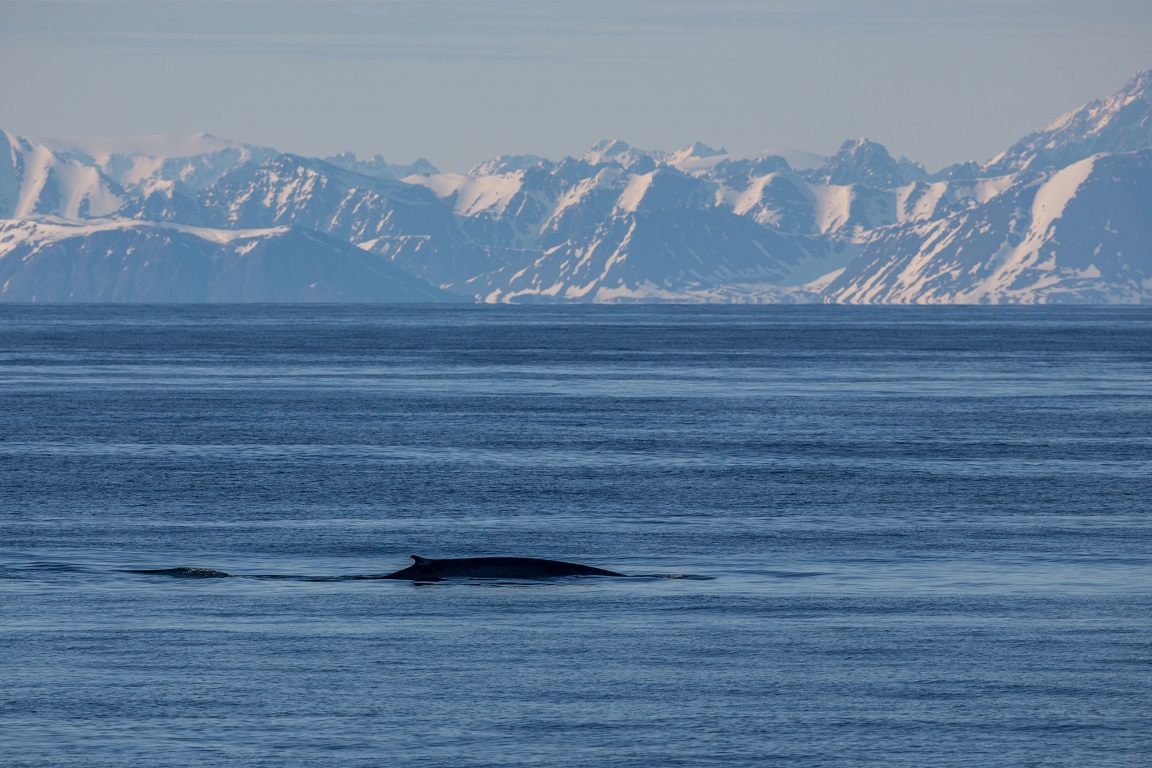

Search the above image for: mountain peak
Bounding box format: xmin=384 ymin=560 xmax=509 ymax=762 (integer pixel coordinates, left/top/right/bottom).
xmin=587 ymin=139 xmax=635 ymax=156
xmin=985 ymin=68 xmax=1152 ymax=175
xmin=467 ymin=154 xmax=548 ymax=177
xmin=668 ymin=141 xmax=727 ymax=164
xmin=807 ymin=137 xmax=919 ymax=187
xmin=323 ymin=152 xmax=439 ymax=179
xmin=1119 ymin=68 xmax=1152 ymax=97
xmin=583 ymin=139 xmax=659 ymax=169
xmin=838 ymin=137 xmax=881 ymax=152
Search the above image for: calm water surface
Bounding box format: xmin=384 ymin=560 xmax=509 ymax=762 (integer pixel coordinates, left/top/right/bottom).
xmin=1 ymin=305 xmax=1150 ymax=767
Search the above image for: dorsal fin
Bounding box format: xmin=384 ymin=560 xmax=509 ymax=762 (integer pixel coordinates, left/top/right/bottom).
xmin=410 ymin=555 xmax=432 ymax=566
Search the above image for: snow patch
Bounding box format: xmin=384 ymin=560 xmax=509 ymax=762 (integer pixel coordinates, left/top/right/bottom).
xmin=808 ymin=183 xmax=854 ymax=234
xmin=616 ymin=173 xmax=654 ymax=213
xmin=0 ymin=216 xmax=291 ymax=245
xmin=405 ymin=172 xmax=524 ymax=216
xmin=1030 ymin=156 xmax=1096 ymax=234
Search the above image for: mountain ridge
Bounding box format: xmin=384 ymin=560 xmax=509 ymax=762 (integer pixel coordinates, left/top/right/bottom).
xmin=2 ymin=69 xmax=1150 ymax=303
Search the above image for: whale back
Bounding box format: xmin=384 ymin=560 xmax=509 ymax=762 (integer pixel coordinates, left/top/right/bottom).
xmin=381 ymin=555 xmax=625 ymax=580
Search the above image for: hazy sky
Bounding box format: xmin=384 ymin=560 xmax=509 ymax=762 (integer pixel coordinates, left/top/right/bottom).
xmin=3 ymin=0 xmax=1151 ymax=171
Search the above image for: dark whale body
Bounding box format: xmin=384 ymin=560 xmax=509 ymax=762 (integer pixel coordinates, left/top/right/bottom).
xmin=381 ymin=555 xmax=625 ymax=581
xmin=131 ymin=567 xmax=233 ymax=578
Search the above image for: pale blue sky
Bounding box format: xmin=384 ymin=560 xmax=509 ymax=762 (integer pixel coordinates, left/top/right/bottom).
xmin=2 ymin=0 xmax=1151 ymax=171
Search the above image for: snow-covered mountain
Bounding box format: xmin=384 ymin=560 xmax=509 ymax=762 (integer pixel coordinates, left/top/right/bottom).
xmin=322 ymin=152 xmax=438 ymax=180
xmin=982 ymin=70 xmax=1152 ymax=176
xmin=0 ymin=218 xmax=463 ymax=302
xmin=0 ymin=131 xmax=125 ymax=219
xmin=805 ymin=138 xmax=926 ymax=188
xmin=824 ymin=150 xmax=1152 ymax=303
xmin=2 ymin=69 xmax=1151 ymax=303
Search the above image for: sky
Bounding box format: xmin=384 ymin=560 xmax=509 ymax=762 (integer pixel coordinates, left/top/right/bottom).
xmin=2 ymin=0 xmax=1151 ymax=172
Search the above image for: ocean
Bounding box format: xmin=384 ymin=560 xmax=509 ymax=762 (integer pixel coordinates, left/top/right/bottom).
xmin=1 ymin=304 xmax=1149 ymax=767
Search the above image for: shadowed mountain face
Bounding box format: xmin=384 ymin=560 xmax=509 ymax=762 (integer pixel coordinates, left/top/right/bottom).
xmin=0 ymin=220 xmax=466 ymax=303
xmin=2 ymin=70 xmax=1151 ymax=303
xmin=381 ymin=556 xmax=626 ymax=581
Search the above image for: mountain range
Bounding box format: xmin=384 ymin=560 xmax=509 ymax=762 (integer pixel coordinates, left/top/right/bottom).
xmin=3 ymin=70 xmax=1151 ymax=303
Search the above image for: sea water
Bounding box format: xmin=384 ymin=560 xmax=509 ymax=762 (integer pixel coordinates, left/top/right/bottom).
xmin=1 ymin=305 xmax=1149 ymax=767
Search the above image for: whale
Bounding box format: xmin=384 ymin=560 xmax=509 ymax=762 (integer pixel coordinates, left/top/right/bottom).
xmin=380 ymin=555 xmax=626 ymax=581
xmin=130 ymin=567 xmax=233 ymax=578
